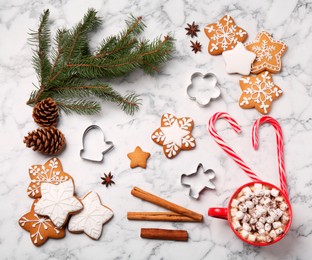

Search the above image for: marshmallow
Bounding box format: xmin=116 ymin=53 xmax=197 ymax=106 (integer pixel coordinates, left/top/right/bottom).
xmin=240 ymin=229 xmax=249 ymax=239
xmin=246 ymin=201 xmax=254 ymax=209
xmin=233 ymin=220 xmax=242 ymax=230
xmin=256 ymin=222 xmax=264 ymax=230
xmin=275 ymin=227 xmax=284 ymax=236
xmin=239 ymin=203 xmax=248 ymax=213
xmin=243 ymin=186 xmax=252 ymax=194
xmin=231 ymin=199 xmax=240 ymax=207
xmin=239 ymin=196 xmax=247 ymax=203
xmin=275 ymin=208 xmax=284 ymax=218
xmin=254 ymin=183 xmax=263 ymax=190
xmin=273 ymin=221 xmax=282 ymax=229
xmin=242 ymin=214 xmax=251 ymax=223
xmin=254 ymin=189 xmax=264 ymax=197
xmin=258 ymin=228 xmax=265 ymax=236
xmin=265 ymin=236 xmax=273 ymax=243
xmin=230 ymin=208 xmax=238 ymax=217
xmin=265 ymin=223 xmax=272 ymax=231
xmin=271 ymin=188 xmax=280 ymax=197
xmin=248 ymin=234 xmax=256 ymax=242
xmin=264 ymin=189 xmax=271 ymax=197
xmin=249 ymin=218 xmax=257 ymax=224
xmin=252 ymin=197 xmax=259 ymax=205
xmin=243 ymin=222 xmax=252 ymax=232
xmin=235 ymin=211 xmax=245 ymax=220
xmin=259 ymin=217 xmax=266 ymax=224
xmin=269 ymin=230 xmax=277 ymax=239
xmin=275 ymin=196 xmax=284 ymax=202
xmin=266 ymin=216 xmax=274 ymax=224
xmin=279 ymin=202 xmax=288 ymax=211
xmin=257 ymin=235 xmax=266 ymax=242
xmin=281 ymin=214 xmax=290 ymax=224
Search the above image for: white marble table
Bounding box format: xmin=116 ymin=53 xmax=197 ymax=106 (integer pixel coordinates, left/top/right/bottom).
xmin=1 ymin=0 xmax=312 ymax=259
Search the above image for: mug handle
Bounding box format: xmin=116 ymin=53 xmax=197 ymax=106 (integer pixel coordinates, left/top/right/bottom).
xmin=208 ymin=208 xmax=228 ymax=220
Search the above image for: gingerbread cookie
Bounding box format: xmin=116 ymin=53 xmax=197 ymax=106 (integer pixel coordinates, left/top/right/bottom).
xmin=19 ymin=199 xmax=65 ymax=246
xmin=222 ymin=42 xmax=256 ymax=75
xmin=239 ymin=71 xmax=283 ymax=114
xmin=245 ymin=31 xmax=287 ymax=74
xmin=127 ymin=146 xmax=151 ymax=169
xmin=151 ymin=113 xmax=196 ymax=159
xmin=68 ymin=191 xmax=113 ymax=240
xmin=27 ymin=158 xmax=73 ymax=198
xmin=204 ymin=15 xmax=248 ymax=55
xmin=34 ymin=180 xmax=83 ymax=228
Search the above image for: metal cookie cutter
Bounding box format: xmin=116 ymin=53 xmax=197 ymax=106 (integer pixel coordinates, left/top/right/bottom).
xmin=181 ymin=163 xmax=216 ymax=199
xmin=187 ymin=72 xmax=221 ymax=107
xmin=80 ymin=125 xmax=114 ymax=162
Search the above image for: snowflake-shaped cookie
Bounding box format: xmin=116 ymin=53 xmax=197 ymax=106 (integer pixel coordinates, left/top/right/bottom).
xmin=204 ymin=15 xmax=248 ymax=55
xmin=151 ymin=113 xmax=196 ymax=159
xmin=239 ymin=71 xmax=283 ymax=114
xmin=245 ymin=31 xmax=287 ymax=74
xmin=19 ymin=199 xmax=65 ymax=246
xmin=27 ymin=158 xmax=73 ymax=198
xmin=34 ymin=180 xmax=83 ymax=228
xmin=68 ymin=192 xmax=113 ymax=240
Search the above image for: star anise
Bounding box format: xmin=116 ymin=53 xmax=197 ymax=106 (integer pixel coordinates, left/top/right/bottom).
xmin=185 ymin=22 xmax=200 ymax=38
xmin=101 ymin=172 xmax=115 ymax=187
xmin=190 ymin=41 xmax=202 ymax=53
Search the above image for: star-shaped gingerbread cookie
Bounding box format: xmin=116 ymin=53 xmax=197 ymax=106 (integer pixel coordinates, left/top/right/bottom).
xmin=245 ymin=31 xmax=287 ymax=74
xmin=151 ymin=113 xmax=196 ymax=159
xmin=27 ymin=158 xmax=73 ymax=198
xmin=239 ymin=71 xmax=283 ymax=114
xmin=127 ymin=146 xmax=151 ymax=169
xmin=222 ymin=42 xmax=256 ymax=75
xmin=68 ymin=191 xmax=113 ymax=240
xmin=19 ymin=199 xmax=65 ymax=246
xmin=34 ymin=180 xmax=83 ymax=228
xmin=204 ymin=15 xmax=248 ymax=55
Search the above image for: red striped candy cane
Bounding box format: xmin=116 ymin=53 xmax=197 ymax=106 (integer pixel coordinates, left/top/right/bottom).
xmin=208 ymin=112 xmax=261 ymax=182
xmin=252 ymin=116 xmax=288 ymax=198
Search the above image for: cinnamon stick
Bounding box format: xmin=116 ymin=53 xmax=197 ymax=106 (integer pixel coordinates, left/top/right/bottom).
xmin=140 ymin=228 xmax=188 ymax=241
xmin=127 ymin=212 xmax=200 ymax=222
xmin=131 ymin=187 xmax=203 ymax=222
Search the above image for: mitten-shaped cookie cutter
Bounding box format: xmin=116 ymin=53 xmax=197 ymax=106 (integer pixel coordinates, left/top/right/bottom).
xmin=187 ymin=72 xmax=221 ymax=107
xmin=80 ymin=125 xmax=114 ymax=162
xmin=181 ymin=163 xmax=216 ymax=199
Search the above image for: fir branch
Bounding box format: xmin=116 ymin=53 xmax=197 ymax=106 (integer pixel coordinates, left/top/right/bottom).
xmin=56 ymin=99 xmax=101 ymax=115
xmin=29 ymin=9 xmax=52 ymax=92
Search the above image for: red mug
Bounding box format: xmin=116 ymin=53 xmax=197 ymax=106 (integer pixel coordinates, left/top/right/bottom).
xmin=208 ymin=181 xmax=292 ymax=246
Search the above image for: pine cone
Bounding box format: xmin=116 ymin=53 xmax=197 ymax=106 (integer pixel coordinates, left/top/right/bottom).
xmin=23 ymin=126 xmax=66 ymax=155
xmin=32 ymin=98 xmax=59 ymax=127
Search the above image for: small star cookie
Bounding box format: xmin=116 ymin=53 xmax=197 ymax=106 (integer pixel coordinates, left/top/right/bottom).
xmin=239 ymin=71 xmax=283 ymax=114
xmin=245 ymin=31 xmax=287 ymax=74
xmin=151 ymin=113 xmax=196 ymax=159
xmin=68 ymin=192 xmax=113 ymax=240
xmin=27 ymin=157 xmax=73 ymax=198
xmin=204 ymin=15 xmax=248 ymax=55
xmin=127 ymin=146 xmax=151 ymax=169
xmin=19 ymin=199 xmax=65 ymax=246
xmin=34 ymin=180 xmax=83 ymax=228
xmin=222 ymin=42 xmax=256 ymax=75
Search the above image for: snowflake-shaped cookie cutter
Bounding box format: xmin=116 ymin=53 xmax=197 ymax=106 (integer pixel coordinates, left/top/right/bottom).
xmin=80 ymin=125 xmax=114 ymax=162
xmin=181 ymin=163 xmax=216 ymax=199
xmin=187 ymin=72 xmax=221 ymax=107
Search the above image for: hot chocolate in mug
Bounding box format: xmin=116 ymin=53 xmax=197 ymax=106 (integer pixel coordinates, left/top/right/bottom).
xmin=208 ymin=181 xmax=292 ymax=246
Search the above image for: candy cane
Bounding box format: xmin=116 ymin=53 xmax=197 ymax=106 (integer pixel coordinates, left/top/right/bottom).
xmin=252 ymin=116 xmax=288 ymax=198
xmin=208 ymin=112 xmax=261 ymax=182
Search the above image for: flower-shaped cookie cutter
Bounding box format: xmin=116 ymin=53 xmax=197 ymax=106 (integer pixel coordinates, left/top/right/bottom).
xmin=181 ymin=163 xmax=216 ymax=199
xmin=187 ymin=72 xmax=221 ymax=107
xmin=80 ymin=125 xmax=114 ymax=162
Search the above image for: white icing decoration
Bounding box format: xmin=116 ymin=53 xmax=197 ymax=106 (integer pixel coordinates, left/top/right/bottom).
xmin=27 ymin=158 xmax=70 ymax=197
xmin=222 ymin=42 xmax=256 ymax=75
xmin=240 ymin=72 xmax=283 ymax=114
xmin=34 ymin=180 xmax=83 ymax=228
xmin=160 ymin=120 xmax=190 ymax=146
xmin=205 ymin=15 xmax=247 ymax=52
xmin=68 ymin=192 xmax=113 ymax=240
xmin=19 ymin=213 xmax=61 ymax=244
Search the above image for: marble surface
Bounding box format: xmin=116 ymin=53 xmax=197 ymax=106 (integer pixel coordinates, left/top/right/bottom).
xmin=1 ymin=0 xmax=312 ymax=259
